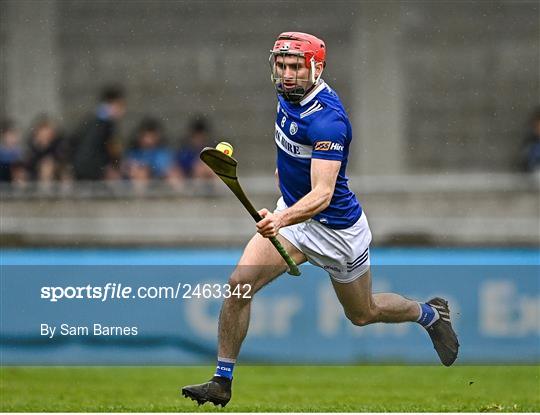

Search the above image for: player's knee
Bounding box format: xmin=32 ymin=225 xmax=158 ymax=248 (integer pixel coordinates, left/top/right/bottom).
xmin=227 ymin=274 xmax=248 ymax=290
xmin=346 ymin=310 xmax=375 ymax=327
xmin=227 ymin=273 xmax=254 ymax=300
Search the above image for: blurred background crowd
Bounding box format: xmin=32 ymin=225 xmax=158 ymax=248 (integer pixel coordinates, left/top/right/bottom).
xmin=2 ymin=84 xmax=539 ymax=193
xmin=0 ymin=84 xmax=218 ymax=193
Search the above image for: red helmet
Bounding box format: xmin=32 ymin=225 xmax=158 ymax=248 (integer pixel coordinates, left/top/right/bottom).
xmin=271 ymin=32 xmax=326 ymax=67
xmin=269 ymin=32 xmax=326 ymax=102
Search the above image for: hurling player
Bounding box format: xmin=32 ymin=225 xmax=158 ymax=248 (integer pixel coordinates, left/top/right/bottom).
xmin=182 ymin=32 xmax=459 ymax=407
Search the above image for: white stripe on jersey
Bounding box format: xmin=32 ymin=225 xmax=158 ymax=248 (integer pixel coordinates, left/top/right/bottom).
xmin=274 ymin=123 xmax=312 ymax=158
xmin=300 ymin=103 xmax=323 ymax=119
xmin=301 ymin=100 xmax=319 ymax=116
xmin=299 ymin=81 xmax=328 ymax=106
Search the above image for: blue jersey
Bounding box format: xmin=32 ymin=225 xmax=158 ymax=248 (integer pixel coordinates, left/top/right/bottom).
xmin=274 ymin=80 xmax=362 ymax=229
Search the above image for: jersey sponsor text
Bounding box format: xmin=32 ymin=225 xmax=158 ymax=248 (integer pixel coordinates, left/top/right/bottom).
xmin=314 ymin=141 xmax=344 ymax=152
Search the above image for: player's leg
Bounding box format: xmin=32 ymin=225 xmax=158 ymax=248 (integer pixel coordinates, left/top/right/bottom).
xmin=182 ymin=233 xmax=306 ymax=407
xmin=330 ymin=269 xmax=419 ymax=326
xmin=217 ymin=233 xmax=306 ymax=360
xmin=331 ymin=269 xmax=459 ymax=366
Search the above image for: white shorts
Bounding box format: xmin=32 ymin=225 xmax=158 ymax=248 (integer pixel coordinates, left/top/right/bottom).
xmin=275 ymin=197 xmax=372 ymax=283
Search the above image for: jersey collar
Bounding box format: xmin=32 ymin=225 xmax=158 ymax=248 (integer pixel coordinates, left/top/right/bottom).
xmin=299 ymin=80 xmax=326 ymax=106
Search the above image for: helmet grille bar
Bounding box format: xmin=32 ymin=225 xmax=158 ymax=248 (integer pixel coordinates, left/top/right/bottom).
xmin=269 ymin=32 xmax=326 ymax=103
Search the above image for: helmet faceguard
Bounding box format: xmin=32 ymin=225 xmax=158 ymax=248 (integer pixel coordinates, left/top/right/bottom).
xmin=269 ymin=32 xmax=326 ymax=103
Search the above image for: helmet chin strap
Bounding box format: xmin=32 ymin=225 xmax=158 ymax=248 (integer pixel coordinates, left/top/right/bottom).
xmin=311 ymin=57 xmax=324 ymax=85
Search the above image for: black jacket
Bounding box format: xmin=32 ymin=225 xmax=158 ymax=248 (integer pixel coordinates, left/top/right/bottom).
xmin=71 ymin=116 xmax=115 ymax=180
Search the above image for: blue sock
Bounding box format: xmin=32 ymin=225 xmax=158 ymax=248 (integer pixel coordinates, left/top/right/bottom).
xmin=214 ymin=357 xmax=235 ymax=380
xmin=417 ymin=302 xmax=439 ymax=327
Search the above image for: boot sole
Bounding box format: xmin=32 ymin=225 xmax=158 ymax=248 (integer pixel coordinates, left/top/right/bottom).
xmin=181 ymin=388 xmax=229 ymax=407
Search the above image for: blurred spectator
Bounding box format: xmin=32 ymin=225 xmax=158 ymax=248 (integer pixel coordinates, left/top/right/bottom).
xmin=176 ymin=116 xmax=214 ymax=180
xmin=26 ymin=115 xmax=68 ymax=184
xmin=0 ymin=120 xmax=26 ymax=185
xmin=523 ymin=107 xmax=540 ymax=175
xmin=70 ymin=84 xmax=126 ymax=181
xmin=125 ymin=118 xmax=182 ymax=190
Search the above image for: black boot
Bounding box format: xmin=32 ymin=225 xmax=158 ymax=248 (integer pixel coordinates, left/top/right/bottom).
xmin=181 ymin=376 xmax=232 ymax=407
xmin=425 ymin=297 xmax=460 ymax=366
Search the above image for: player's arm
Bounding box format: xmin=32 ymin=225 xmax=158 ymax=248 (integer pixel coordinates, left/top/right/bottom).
xmin=257 ymin=113 xmax=346 ymax=238
xmin=257 ymin=159 xmax=340 ymax=238
xmin=277 ymin=158 xmax=339 ymax=224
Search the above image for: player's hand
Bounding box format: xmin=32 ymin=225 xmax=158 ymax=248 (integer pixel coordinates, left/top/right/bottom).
xmin=256 ymin=208 xmax=284 ymax=238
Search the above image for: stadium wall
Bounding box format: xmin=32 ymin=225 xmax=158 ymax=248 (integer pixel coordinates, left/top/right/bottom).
xmin=1 ymin=1 xmax=538 ymax=174
xmin=2 ymin=173 xmax=538 ymax=247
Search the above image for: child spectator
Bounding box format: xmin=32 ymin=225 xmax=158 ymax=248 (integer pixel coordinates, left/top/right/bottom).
xmin=125 ymin=118 xmax=182 ymax=190
xmin=26 ymin=115 xmax=67 ymax=184
xmin=0 ymin=120 xmax=26 ymax=185
xmin=176 ymin=116 xmax=214 ymax=180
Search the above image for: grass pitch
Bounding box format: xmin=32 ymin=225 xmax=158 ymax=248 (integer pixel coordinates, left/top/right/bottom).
xmin=1 ymin=365 xmax=539 ymax=412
